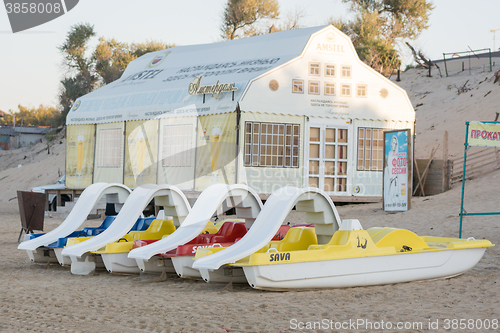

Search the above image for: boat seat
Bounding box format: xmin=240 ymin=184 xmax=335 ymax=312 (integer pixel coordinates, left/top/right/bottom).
xmin=208 ymin=222 xmax=247 ymax=243
xmin=81 ymin=216 xmax=117 ymax=236
xmin=368 ymin=228 xmax=429 ymax=251
xmin=124 ymin=219 xmax=176 ymax=241
xmin=265 ymin=227 xmax=317 ymax=252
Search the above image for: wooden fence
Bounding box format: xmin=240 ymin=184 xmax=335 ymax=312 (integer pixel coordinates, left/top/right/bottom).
xmin=413 ymin=159 xmax=451 ymax=196
xmin=450 ymin=148 xmax=500 ymax=183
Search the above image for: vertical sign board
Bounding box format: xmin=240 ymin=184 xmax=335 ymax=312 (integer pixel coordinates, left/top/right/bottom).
xmin=383 ymin=129 xmax=411 ymax=212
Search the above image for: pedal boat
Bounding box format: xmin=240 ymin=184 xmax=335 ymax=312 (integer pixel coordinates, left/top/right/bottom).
xmin=164 ymin=221 xmax=290 ymax=281
xmin=22 ymin=215 xmax=117 ymax=264
xmin=130 ymin=220 xmax=241 ymax=275
xmin=127 ymin=184 xmax=265 ymax=274
xmin=93 ymin=220 xmax=218 ymax=274
xmin=60 ymin=217 xmax=156 ymax=268
xmin=198 ymin=223 xmax=494 ymax=290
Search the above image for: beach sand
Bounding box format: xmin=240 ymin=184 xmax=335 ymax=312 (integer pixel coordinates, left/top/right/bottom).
xmin=1 ymin=67 xmax=499 ymax=332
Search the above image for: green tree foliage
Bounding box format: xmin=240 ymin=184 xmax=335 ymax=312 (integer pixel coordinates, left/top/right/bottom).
xmin=221 ymin=0 xmax=280 ymax=40
xmin=58 ymin=23 xmax=173 ymax=123
xmin=0 ymin=105 xmax=63 ymax=127
xmin=331 ymin=0 xmax=433 ymax=75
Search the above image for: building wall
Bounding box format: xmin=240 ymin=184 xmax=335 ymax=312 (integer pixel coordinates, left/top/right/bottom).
xmin=238 ymin=26 xmax=415 ymax=197
xmin=19 ymin=133 xmax=44 ymax=147
xmin=0 ymin=135 xmax=10 ymax=150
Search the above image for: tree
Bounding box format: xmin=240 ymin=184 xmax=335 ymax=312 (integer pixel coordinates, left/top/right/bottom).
xmin=221 ymin=0 xmax=280 ymax=40
xmin=341 ymin=0 xmax=433 ymax=44
xmin=58 ymin=23 xmax=173 ymax=123
xmin=331 ymin=0 xmax=433 ymax=75
xmin=0 ymin=105 xmax=63 ymax=127
xmin=58 ymin=23 xmax=99 ymax=120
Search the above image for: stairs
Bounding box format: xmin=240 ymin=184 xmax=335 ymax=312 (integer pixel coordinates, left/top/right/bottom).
xmin=47 ymin=196 xmax=106 ymax=219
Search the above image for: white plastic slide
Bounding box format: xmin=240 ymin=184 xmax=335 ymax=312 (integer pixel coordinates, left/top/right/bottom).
xmin=61 ymin=184 xmax=190 ymax=275
xmin=18 ymin=183 xmax=131 ymax=254
xmin=128 ymin=184 xmax=263 ymax=272
xmin=193 ymin=186 xmax=341 ymax=280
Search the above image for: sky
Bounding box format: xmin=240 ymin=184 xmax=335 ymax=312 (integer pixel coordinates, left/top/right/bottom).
xmin=0 ymin=0 xmax=499 ymax=114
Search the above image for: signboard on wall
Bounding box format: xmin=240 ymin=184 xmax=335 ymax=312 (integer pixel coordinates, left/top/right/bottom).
xmin=383 ymin=129 xmax=411 ymax=212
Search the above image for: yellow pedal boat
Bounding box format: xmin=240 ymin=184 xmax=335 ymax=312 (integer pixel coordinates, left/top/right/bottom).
xmin=193 ymin=187 xmax=494 ymax=290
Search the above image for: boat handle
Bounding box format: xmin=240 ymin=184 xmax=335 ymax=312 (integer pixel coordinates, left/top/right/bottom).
xmin=266 ymin=248 xmax=278 ymax=253
xmin=466 ymin=237 xmax=476 ymax=242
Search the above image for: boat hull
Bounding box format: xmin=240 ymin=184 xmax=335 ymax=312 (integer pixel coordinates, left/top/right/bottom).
xmin=54 ymin=248 xmax=72 ymax=266
xmin=101 ymin=253 xmax=141 ymax=274
xmin=69 ymin=253 xmax=105 ymax=275
xmin=171 ymin=256 xmax=201 ymax=278
xmin=135 ymin=256 xmax=176 ymax=274
xmin=199 ymin=266 xmax=247 ymax=284
xmin=25 ymin=248 xmax=59 ymax=264
xmin=241 ymin=248 xmax=487 ymax=290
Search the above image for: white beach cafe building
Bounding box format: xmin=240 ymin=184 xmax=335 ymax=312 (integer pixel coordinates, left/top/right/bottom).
xmin=65 ymin=25 xmax=415 ymax=201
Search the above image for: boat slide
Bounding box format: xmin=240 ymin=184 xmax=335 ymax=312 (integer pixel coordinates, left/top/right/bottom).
xmin=18 ymin=183 xmax=131 ymax=262
xmin=192 ymin=186 xmax=341 ymax=282
xmin=128 ymin=184 xmax=263 ymax=273
xmin=61 ymin=184 xmax=190 ymax=275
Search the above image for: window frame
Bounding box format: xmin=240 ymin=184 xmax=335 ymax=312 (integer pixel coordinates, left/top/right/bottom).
xmin=357 ymin=127 xmax=384 ymax=171
xmin=325 ymin=82 xmax=336 ymax=96
xmin=356 ymin=84 xmax=367 ymax=98
xmin=325 ymin=63 xmax=336 ymax=77
xmin=341 ymin=65 xmax=352 ymax=79
xmin=96 ymin=128 xmax=122 ymax=168
xmin=308 ymin=80 xmax=320 ymax=95
xmin=340 ymin=83 xmax=351 ymax=97
xmin=162 ymin=124 xmax=193 ymax=167
xmin=309 ymin=62 xmax=320 ymax=76
xmin=244 ymin=121 xmax=300 ymax=168
xmin=292 ymin=79 xmax=304 ymax=94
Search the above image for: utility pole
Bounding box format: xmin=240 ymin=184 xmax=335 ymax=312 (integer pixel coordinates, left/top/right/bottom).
xmin=492 ymin=28 xmax=500 ymax=51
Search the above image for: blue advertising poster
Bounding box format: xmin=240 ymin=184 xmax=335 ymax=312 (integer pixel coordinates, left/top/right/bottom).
xmin=383 ymin=129 xmax=411 ymax=211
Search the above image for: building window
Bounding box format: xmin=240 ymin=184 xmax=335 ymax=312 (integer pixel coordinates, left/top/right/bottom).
xmin=292 ymin=79 xmax=304 ymax=94
xmin=357 ymin=128 xmax=384 ymax=171
xmin=341 ymin=84 xmax=351 ymax=97
xmin=325 ymin=64 xmax=336 ymax=77
xmin=244 ymin=122 xmax=300 ymax=168
xmin=162 ymin=124 xmax=192 ymax=167
xmin=309 ymin=81 xmax=320 ymax=95
xmin=97 ymin=128 xmax=122 ymax=167
xmin=309 ymin=62 xmax=320 ymax=76
xmin=325 ymin=82 xmax=336 ymax=96
xmin=341 ymin=65 xmax=352 ymax=78
xmin=356 ymin=84 xmax=367 ymax=98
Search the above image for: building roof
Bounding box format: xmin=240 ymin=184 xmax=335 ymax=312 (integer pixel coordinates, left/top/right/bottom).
xmin=67 ymin=26 xmax=324 ymax=125
xmin=67 ymin=25 xmax=414 ymax=125
xmin=14 ymin=126 xmax=49 ymax=134
xmin=0 ymin=126 xmax=18 ymax=136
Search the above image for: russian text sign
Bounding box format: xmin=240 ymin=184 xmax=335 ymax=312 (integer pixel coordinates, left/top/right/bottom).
xmin=468 ymin=121 xmax=500 ymax=148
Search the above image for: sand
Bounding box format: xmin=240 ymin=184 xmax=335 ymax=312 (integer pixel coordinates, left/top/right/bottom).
xmin=0 ymin=67 xmax=499 ymax=332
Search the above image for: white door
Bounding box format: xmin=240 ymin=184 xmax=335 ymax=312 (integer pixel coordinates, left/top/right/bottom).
xmin=307 ymin=122 xmax=351 ymax=195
